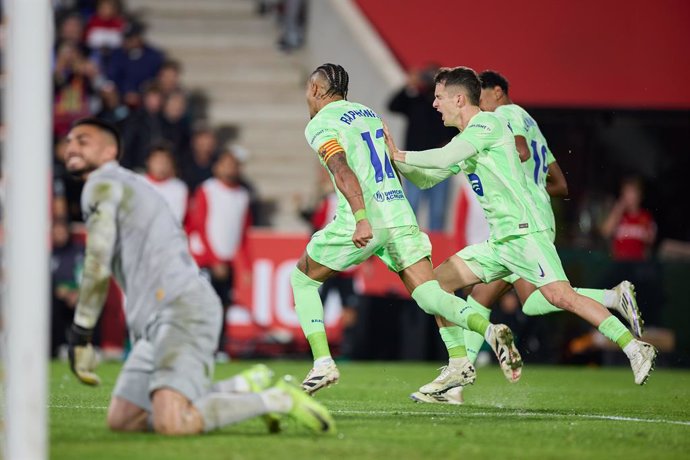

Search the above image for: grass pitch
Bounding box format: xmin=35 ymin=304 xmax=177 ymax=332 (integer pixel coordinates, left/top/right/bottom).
xmin=50 ymin=361 xmax=690 ymax=460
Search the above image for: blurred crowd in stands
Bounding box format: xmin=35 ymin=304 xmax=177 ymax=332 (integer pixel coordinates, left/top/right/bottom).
xmin=48 ymin=0 xmax=259 ymax=361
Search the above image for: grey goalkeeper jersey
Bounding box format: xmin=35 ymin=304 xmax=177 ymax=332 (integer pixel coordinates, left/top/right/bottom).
xmin=74 ymin=161 xmax=208 ymax=337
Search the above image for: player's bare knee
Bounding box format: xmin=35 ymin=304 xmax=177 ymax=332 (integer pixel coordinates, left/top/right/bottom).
xmin=151 ymin=413 xmax=182 ymax=435
xmin=541 ymin=286 xmax=564 ymax=308
xmin=151 ymin=389 xmax=203 ymax=436
xmin=106 ymin=410 xmax=129 ymax=432
xmin=151 ymin=404 xmax=194 ymax=435
xmin=107 ymin=397 xmax=148 ymax=432
xmin=541 ymin=283 xmax=575 ymax=311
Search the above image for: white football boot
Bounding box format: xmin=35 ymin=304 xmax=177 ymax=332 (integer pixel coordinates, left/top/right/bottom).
xmin=485 ymin=324 xmax=523 ymax=383
xmin=418 ymin=360 xmax=476 ymax=395
xmin=301 ymin=361 xmax=340 ymax=395
xmin=612 ymin=281 xmax=644 ymax=338
xmin=410 ymin=386 xmax=464 ymax=405
xmin=627 ymin=339 xmax=658 ymax=385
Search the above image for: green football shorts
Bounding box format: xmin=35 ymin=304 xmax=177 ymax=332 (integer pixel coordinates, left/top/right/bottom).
xmin=501 ymin=227 xmax=556 ymax=285
xmin=459 ymin=229 xmax=567 ymax=288
xmin=307 ymin=223 xmax=431 ymax=273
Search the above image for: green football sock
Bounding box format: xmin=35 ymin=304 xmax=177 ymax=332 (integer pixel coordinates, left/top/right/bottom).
xmin=522 ymin=288 xmax=607 ymax=316
xmin=439 ymin=327 xmax=466 ymax=358
xmin=307 ymin=332 xmax=331 ymax=360
xmin=598 ymin=315 xmax=634 ymax=349
xmin=522 ymin=290 xmax=562 ymax=315
xmin=411 ymin=280 xmax=490 ymax=335
xmin=291 ymin=268 xmax=330 ymax=359
xmin=467 ymin=313 xmax=490 ymax=336
xmin=464 ymin=296 xmax=491 ymax=364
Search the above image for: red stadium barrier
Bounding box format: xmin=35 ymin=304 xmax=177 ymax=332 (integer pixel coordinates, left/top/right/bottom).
xmin=227 ymin=230 xmax=458 ymax=356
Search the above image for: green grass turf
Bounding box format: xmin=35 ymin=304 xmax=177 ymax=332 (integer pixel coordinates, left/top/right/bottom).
xmin=50 ymin=361 xmax=690 ymax=460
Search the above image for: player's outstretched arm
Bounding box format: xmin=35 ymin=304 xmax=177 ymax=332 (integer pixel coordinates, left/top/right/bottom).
xmin=402 ymin=136 xmax=477 ymax=170
xmin=395 ymin=162 xmax=459 ymax=190
xmin=69 ymin=178 xmax=122 ymax=385
xmin=325 ymin=152 xmax=373 ymax=248
xmin=546 ymin=161 xmax=568 ymax=197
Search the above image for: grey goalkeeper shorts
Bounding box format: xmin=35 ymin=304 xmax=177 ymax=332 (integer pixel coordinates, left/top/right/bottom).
xmin=112 ymin=280 xmax=222 ymax=412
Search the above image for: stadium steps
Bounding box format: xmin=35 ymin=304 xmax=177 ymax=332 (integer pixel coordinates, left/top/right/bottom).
xmin=127 ymin=0 xmax=316 ymax=231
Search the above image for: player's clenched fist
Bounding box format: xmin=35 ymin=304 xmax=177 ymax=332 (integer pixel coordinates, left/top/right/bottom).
xmin=67 ymin=324 xmax=102 ymax=386
xmin=353 ymin=219 xmax=373 ymax=248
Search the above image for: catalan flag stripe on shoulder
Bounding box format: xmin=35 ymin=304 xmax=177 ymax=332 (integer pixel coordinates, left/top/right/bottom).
xmin=319 ymin=139 xmax=344 ymax=163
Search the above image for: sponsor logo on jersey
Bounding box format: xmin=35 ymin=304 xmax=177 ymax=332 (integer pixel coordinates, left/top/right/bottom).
xmin=309 ymin=129 xmax=327 ymax=146
xmin=373 ymin=189 xmax=405 ymax=203
xmin=467 ymin=123 xmax=491 ymax=131
xmin=468 ymin=173 xmax=484 ymax=196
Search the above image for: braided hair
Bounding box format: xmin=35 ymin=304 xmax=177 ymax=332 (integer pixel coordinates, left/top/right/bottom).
xmin=312 ymin=63 xmax=349 ymax=99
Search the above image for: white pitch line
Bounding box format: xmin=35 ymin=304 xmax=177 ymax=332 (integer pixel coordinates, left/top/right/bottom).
xmin=50 ymin=404 xmax=108 ymax=410
xmin=333 ymin=409 xmax=690 ymax=427
xmin=48 ymin=404 xmax=690 ymax=427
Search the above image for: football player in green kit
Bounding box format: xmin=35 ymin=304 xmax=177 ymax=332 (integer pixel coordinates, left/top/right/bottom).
xmin=385 ymin=67 xmax=656 ymax=405
xmin=408 ymin=70 xmax=647 ymax=403
xmin=292 ymin=64 xmax=523 ymax=395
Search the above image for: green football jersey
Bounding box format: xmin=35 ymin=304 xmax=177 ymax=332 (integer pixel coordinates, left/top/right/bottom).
xmin=495 ymin=104 xmax=556 ymax=228
xmin=457 ymin=111 xmax=549 ymax=240
xmin=305 ymin=100 xmax=417 ymax=229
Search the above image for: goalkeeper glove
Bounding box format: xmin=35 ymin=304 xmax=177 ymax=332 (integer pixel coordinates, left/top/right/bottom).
xmin=67 ymin=324 xmax=101 ymax=386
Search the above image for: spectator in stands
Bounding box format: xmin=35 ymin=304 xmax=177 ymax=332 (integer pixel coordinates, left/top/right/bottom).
xmin=277 ymin=0 xmax=307 ymax=52
xmin=84 ymin=0 xmax=125 ymax=68
xmin=156 ymin=59 xmax=209 ymax=122
xmin=182 ymin=125 xmax=218 ymax=191
xmin=56 ymin=0 xmax=99 ymax=18
xmin=95 ymin=80 xmax=130 ymax=125
xmin=227 ymin=143 xmax=262 ymax=225
xmin=186 ymin=150 xmax=252 ymax=358
xmin=53 ymin=136 xmax=85 ymax=222
xmin=601 ymin=176 xmax=657 ymax=261
xmin=107 ymin=20 xmax=164 ymax=107
xmin=50 ymin=217 xmax=85 ymax=358
xmin=52 ymin=175 xmax=70 ymax=223
xmin=53 ymin=42 xmax=100 ymax=137
xmin=388 ymin=64 xmax=456 ymax=231
xmin=142 ymin=142 xmax=189 ymax=224
xmin=157 ymin=59 xmax=184 ymax=98
xmin=121 ymin=82 xmax=164 ymax=171
xmin=161 ymin=90 xmax=192 ymax=160
xmin=55 ymin=12 xmax=88 ymax=56
xmin=600 ymin=177 xmax=661 ymax=325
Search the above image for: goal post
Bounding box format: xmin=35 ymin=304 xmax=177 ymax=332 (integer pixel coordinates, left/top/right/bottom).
xmin=2 ymin=1 xmax=53 ymax=459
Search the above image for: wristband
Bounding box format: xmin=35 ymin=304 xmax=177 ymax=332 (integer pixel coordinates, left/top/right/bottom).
xmin=68 ymin=324 xmax=93 ymax=346
xmin=354 ymin=209 xmax=367 ymax=222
